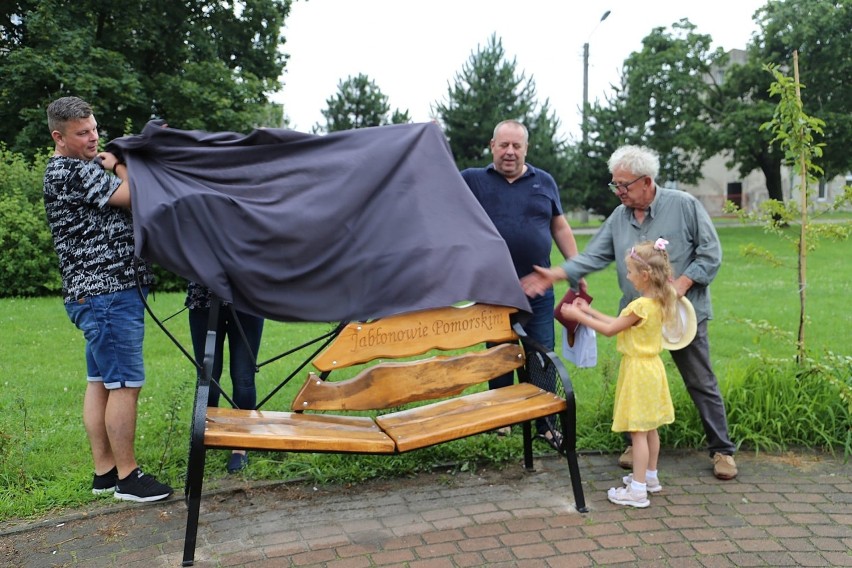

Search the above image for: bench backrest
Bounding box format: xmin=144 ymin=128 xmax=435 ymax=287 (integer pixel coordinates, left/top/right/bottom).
xmin=292 ymin=303 xmax=523 ymax=412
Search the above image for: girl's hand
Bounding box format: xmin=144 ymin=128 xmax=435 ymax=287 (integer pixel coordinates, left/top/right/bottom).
xmin=560 ymin=303 xmax=580 ymax=319
xmin=572 ymin=297 xmax=589 ymax=310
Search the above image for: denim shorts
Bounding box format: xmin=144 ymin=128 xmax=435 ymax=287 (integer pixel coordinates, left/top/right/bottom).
xmin=65 ymin=287 xmax=148 ymax=389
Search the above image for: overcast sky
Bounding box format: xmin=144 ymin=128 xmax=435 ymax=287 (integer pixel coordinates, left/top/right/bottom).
xmin=274 ymin=0 xmax=768 ymax=139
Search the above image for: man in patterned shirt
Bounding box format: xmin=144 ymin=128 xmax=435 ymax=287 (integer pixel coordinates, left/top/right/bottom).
xmin=43 ymin=96 xmax=172 ymax=502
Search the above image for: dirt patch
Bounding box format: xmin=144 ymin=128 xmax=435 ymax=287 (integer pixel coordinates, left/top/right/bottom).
xmin=745 ymin=449 xmax=834 ymax=472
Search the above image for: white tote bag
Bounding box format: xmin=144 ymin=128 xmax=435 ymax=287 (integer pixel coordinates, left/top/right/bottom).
xmin=561 ymin=324 xmax=597 ymax=368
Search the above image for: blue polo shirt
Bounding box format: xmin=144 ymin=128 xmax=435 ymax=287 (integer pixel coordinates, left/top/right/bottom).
xmin=461 ymin=163 xmax=563 ymax=278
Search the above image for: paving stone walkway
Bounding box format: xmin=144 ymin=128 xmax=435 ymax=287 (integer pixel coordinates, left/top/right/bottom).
xmin=1 ymin=449 xmax=850 ymax=567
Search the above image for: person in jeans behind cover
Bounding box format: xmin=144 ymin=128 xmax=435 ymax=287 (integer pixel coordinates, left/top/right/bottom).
xmin=461 ymin=119 xmax=582 ymax=446
xmin=186 ymin=282 xmax=264 ymax=473
xmin=521 ymin=145 xmax=738 ymax=480
xmin=43 ymin=96 xmax=173 ymax=502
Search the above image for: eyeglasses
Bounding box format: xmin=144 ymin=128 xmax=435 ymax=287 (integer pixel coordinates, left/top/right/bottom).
xmin=608 ymin=175 xmax=646 ymax=193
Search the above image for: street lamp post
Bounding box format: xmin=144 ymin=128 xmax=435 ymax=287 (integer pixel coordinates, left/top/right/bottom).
xmin=581 ymin=10 xmax=611 ymax=146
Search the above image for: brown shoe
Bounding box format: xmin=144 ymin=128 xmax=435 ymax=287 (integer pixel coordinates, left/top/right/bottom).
xmin=618 ymin=446 xmax=633 ymax=469
xmin=713 ymin=453 xmax=738 ymax=480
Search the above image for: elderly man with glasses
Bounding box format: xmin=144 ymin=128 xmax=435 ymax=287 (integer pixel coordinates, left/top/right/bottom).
xmin=521 ymin=144 xmax=738 ymax=481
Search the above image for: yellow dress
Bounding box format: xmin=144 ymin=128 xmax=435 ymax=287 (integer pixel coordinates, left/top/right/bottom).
xmin=611 ymin=297 xmax=675 ymax=432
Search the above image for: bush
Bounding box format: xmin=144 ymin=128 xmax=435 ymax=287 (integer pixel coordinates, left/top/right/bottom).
xmin=0 ymin=144 xmax=49 ymax=204
xmin=723 ymin=352 xmax=851 ymax=454
xmin=152 ymin=265 xmax=188 ymax=293
xmin=0 ymin=146 xmax=61 ymax=296
xmin=0 ymin=192 xmax=61 ymax=295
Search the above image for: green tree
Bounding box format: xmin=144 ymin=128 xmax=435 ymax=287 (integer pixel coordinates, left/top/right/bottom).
xmin=750 ymin=0 xmax=852 ymax=181
xmin=712 ymin=57 xmax=786 ymax=201
xmin=433 ymin=34 xmax=534 ymax=171
xmin=712 ymin=0 xmax=851 ymax=202
xmin=761 ymin=57 xmax=826 ymax=360
xmin=390 ymin=109 xmax=413 ymax=125
xmin=569 ymin=21 xmax=728 ymax=215
xmin=582 ymin=1 xmax=851 ymax=206
xmin=433 ymin=33 xmax=568 ymax=202
xmin=592 ymin=20 xmax=726 ymax=185
xmin=0 ymin=0 xmax=293 ymax=157
xmin=727 ymin=55 xmax=851 ymax=362
xmin=317 ymin=73 xmax=410 ymax=133
xmin=569 ymin=95 xmax=630 ymax=216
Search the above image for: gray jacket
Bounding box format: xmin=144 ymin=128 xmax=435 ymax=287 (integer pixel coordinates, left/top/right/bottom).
xmin=560 ymin=187 xmax=721 ymax=323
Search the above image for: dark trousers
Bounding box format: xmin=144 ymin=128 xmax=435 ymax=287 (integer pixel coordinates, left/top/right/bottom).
xmin=669 ymin=320 xmax=736 ymax=456
xmin=189 ymin=306 xmax=264 ymax=410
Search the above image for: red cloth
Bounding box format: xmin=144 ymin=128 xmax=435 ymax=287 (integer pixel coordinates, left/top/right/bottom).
xmin=554 ymin=289 xmax=593 ymax=334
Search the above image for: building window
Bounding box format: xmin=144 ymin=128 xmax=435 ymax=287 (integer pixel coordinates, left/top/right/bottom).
xmin=727 ymin=182 xmax=742 ymax=209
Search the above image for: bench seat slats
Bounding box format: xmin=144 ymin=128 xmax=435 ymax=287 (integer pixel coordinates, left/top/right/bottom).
xmin=205 ymin=407 xmax=396 ymax=453
xmin=376 ymin=383 xmax=567 ymax=452
xmin=293 ymin=344 xmax=524 ymax=411
xmin=207 ymin=384 xmax=566 ymax=455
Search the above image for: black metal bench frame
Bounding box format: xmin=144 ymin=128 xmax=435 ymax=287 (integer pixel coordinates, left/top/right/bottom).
xmin=179 ymin=302 xmax=587 ymax=566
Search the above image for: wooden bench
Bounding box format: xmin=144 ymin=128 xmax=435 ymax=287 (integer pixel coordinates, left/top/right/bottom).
xmin=182 ymin=302 xmax=587 ymax=566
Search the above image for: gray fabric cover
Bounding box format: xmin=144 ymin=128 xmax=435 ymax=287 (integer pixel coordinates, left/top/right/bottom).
xmin=107 ymin=121 xmax=531 ymax=323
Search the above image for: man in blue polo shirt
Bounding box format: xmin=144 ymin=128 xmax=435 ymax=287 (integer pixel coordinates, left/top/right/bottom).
xmin=461 ymin=119 xmax=581 ymax=443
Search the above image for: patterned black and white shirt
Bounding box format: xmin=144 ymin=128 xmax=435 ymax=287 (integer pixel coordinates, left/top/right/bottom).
xmin=43 ymin=156 xmax=152 ymax=303
xmin=185 ymin=281 xmax=214 ymax=310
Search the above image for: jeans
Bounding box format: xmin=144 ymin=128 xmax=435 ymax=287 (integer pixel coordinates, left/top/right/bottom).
xmin=65 ymin=287 xmax=147 ymax=389
xmin=189 ymin=305 xmax=264 ymax=410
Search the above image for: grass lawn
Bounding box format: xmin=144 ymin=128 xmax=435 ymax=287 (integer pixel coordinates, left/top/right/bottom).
xmin=0 ymin=223 xmax=849 ymax=521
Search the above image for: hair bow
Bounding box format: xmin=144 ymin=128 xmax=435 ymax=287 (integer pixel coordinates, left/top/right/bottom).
xmin=654 ymin=238 xmax=669 ymax=251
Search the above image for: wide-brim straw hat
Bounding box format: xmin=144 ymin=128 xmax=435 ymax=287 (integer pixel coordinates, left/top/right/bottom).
xmin=662 ymin=296 xmax=698 ymax=350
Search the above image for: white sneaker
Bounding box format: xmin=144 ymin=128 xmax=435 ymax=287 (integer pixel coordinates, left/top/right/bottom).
xmin=607 ymin=485 xmax=650 ymax=508
xmin=623 ymin=473 xmax=662 ymax=493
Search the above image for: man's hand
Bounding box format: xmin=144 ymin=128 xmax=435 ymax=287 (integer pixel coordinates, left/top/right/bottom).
xmin=520 ymin=265 xmax=567 ymax=297
xmin=672 ymin=275 xmax=693 ymax=298
xmin=96 ymin=151 xmax=121 ymax=172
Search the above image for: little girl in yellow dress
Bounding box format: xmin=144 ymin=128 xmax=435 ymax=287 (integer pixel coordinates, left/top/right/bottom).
xmin=561 ymin=238 xmax=678 ymax=508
